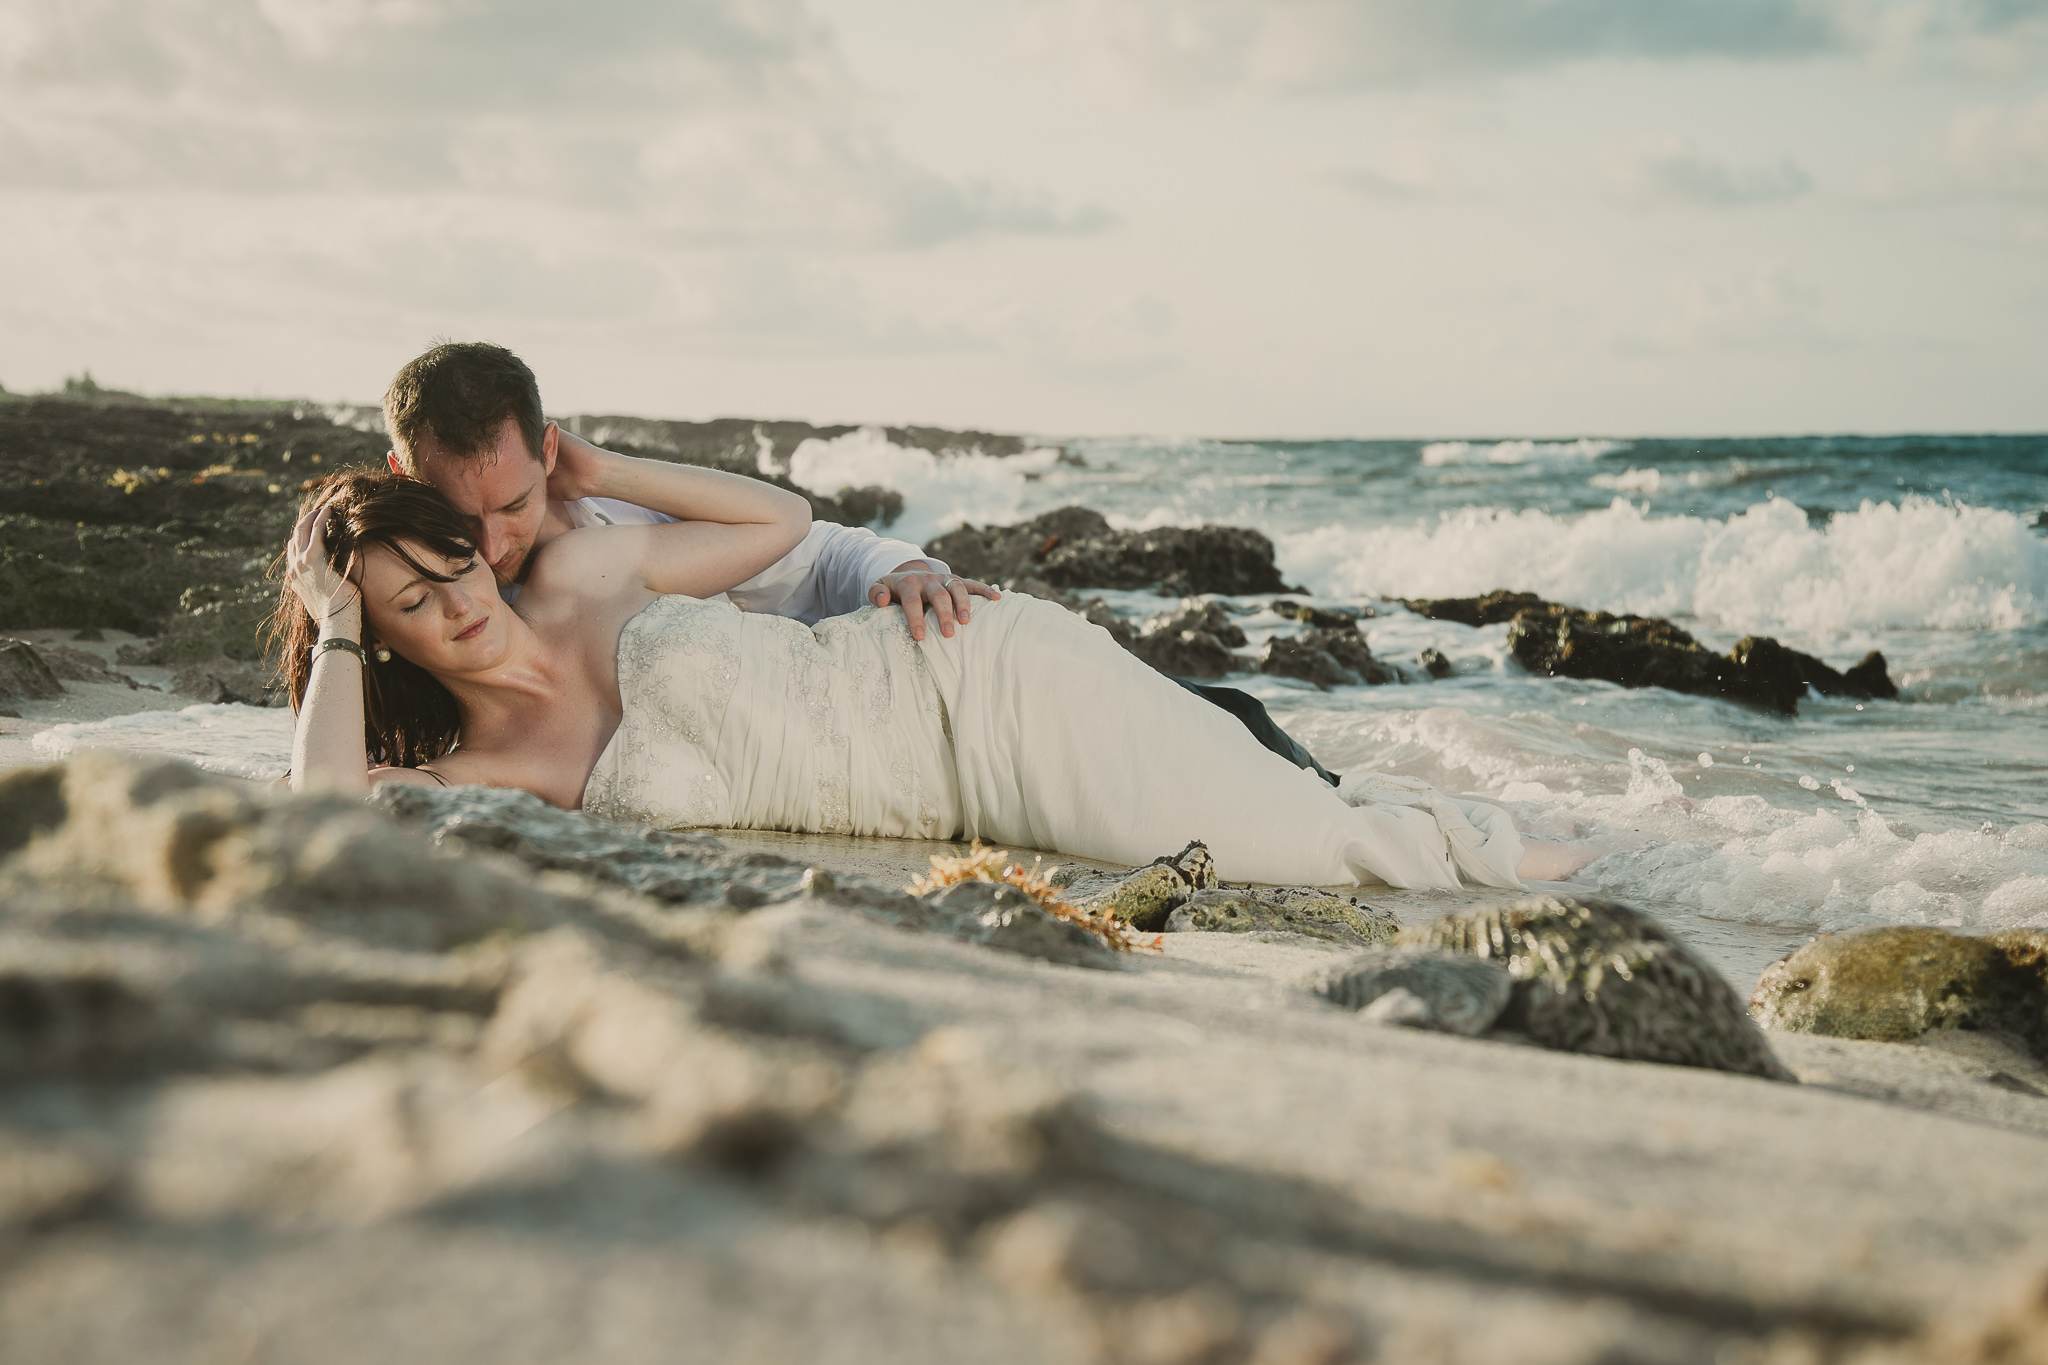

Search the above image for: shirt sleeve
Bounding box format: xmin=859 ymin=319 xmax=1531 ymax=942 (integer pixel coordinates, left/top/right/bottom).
xmin=562 ymin=497 xmax=940 ymax=625
xmin=724 ymin=522 xmax=943 ymax=624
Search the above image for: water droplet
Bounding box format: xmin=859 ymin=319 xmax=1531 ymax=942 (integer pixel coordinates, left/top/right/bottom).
xmin=1799 ymin=775 xmax=1821 ymax=791
xmin=1845 ymin=764 xmax=1854 ymax=773
xmin=1698 ymin=753 xmax=1713 ymax=767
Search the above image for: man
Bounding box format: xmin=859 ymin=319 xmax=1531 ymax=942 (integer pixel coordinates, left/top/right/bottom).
xmin=383 ymin=342 xmax=993 ymax=639
xmin=386 ymin=342 xmax=1337 ymax=784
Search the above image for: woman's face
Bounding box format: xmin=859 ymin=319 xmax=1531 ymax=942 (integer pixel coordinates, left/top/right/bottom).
xmin=355 ymin=540 xmax=508 ymax=673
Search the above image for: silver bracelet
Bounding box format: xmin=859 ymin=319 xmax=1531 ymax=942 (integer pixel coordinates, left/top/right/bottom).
xmin=315 ymin=637 xmax=367 ymax=665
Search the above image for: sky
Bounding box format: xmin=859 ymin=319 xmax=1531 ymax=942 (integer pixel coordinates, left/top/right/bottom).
xmin=1 ymin=0 xmax=2045 ymax=438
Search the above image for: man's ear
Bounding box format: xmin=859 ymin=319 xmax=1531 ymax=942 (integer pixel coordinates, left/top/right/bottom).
xmin=386 ymin=450 xmax=404 ymax=476
xmin=541 ymin=421 xmax=559 ymax=475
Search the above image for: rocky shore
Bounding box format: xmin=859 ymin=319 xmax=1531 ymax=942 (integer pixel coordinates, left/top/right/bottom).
xmin=4 ymin=752 xmax=2048 ymax=1363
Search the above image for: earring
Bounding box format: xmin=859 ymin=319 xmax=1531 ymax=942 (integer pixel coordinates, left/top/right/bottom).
xmin=373 ymin=647 xmax=392 ymax=662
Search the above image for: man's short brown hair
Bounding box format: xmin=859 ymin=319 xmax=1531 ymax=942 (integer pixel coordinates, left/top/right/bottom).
xmin=383 ymin=341 xmax=545 ymax=474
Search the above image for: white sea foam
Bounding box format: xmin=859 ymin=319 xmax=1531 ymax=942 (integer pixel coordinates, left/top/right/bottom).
xmin=33 ymin=703 xmax=293 ymax=781
xmin=1306 ymin=709 xmax=2048 ymax=931
xmin=1281 ymin=495 xmax=2048 ymax=633
xmin=1419 ymin=438 xmax=1628 ymax=466
xmin=1588 ymin=464 xmax=1750 ymax=494
xmin=786 ymin=428 xmax=1068 ymax=546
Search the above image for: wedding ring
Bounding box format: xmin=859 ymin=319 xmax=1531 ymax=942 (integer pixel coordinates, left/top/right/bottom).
xmin=943 ymin=577 xmax=963 ymax=587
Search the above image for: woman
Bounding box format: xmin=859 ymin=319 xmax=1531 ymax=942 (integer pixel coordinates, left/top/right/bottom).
xmin=282 ymin=469 xmax=1552 ymax=889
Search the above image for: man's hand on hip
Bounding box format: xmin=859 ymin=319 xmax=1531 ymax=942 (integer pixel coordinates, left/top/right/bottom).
xmin=870 ymin=562 xmax=1000 ymax=641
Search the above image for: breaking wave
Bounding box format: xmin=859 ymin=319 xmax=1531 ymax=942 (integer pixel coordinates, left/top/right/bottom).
xmin=1419 ymin=438 xmax=1628 ymax=466
xmin=1280 ymin=495 xmax=2048 ymax=634
xmin=786 ymin=428 xmax=1068 ymax=546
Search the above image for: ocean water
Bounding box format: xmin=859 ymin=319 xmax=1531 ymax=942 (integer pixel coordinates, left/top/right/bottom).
xmin=791 ymin=429 xmax=2048 ymax=981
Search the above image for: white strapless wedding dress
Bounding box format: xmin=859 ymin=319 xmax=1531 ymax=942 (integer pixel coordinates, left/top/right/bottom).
xmin=581 ymin=593 xmax=1525 ymax=890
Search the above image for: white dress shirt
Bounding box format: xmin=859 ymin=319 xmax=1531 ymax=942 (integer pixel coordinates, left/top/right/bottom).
xmin=500 ymin=497 xmax=946 ymax=626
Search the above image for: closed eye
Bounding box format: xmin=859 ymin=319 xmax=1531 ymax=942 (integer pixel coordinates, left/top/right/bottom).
xmin=400 ymin=593 xmax=431 ymax=614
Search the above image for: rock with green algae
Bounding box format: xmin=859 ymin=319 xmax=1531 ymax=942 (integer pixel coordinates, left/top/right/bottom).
xmin=1402 ymin=894 xmax=1794 ymax=1079
xmin=1168 ymin=887 xmax=1398 ymax=948
xmin=1749 ymin=926 xmax=2048 ymax=1053
xmin=1057 ymin=840 xmax=1217 ymax=932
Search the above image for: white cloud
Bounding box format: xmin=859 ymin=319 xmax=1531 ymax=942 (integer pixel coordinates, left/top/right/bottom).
xmin=1018 ymin=0 xmax=1846 ymax=96
xmin=1869 ymin=89 xmax=2048 ymax=199
xmin=0 ymin=0 xmax=1104 ymax=250
xmin=1017 ymin=0 xmax=2048 ymax=96
xmin=1611 ymin=139 xmax=1815 ymax=205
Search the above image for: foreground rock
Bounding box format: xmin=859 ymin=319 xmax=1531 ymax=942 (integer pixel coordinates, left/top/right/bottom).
xmin=11 ymin=754 xmax=2048 ymax=1362
xmin=1404 ymin=589 xmax=1897 ymax=714
xmin=928 ymin=505 xmax=1294 ymax=597
xmin=1400 ymin=895 xmax=1795 ymax=1079
xmin=1751 ymin=926 xmax=2048 ymax=1056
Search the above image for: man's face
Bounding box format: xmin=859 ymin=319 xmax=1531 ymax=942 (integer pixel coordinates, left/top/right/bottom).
xmin=405 ymin=419 xmax=554 ymax=587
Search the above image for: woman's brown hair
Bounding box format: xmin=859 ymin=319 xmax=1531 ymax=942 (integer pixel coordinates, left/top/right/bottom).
xmin=269 ymin=469 xmax=479 ymax=768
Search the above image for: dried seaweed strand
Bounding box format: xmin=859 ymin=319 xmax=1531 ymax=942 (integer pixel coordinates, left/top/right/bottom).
xmin=909 ymin=842 xmax=1161 ymax=953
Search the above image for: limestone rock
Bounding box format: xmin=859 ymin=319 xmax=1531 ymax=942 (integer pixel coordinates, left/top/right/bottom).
xmin=1303 ymin=946 xmax=1514 ymax=1035
xmin=0 ymin=638 xmax=63 ymax=701
xmin=1403 ymin=895 xmax=1794 ymax=1078
xmin=1750 ymin=926 xmax=2048 ymax=1053
xmin=915 ymin=881 xmax=1120 ymax=969
xmin=1269 ymin=599 xmax=1372 ymax=629
xmin=1062 ymin=840 xmax=1218 ymax=932
xmin=1130 ymin=629 xmax=1238 ymax=680
xmin=1143 ymin=599 xmax=1248 ymax=650
xmin=36 ymin=643 xmax=137 ymax=688
xmin=928 ymin=505 xmax=1292 ymax=596
xmin=1259 ymin=625 xmax=1394 ymax=689
xmin=1127 ymin=599 xmax=1246 ymax=680
xmin=1402 ymin=589 xmax=1896 ymax=715
xmin=1168 ymin=887 xmax=1398 ymax=947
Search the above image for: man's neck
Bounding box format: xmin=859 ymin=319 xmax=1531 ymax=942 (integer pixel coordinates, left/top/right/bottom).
xmin=537 ymin=498 xmax=580 ymax=551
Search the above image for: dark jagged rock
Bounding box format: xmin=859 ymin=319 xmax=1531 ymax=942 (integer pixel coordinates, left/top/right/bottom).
xmin=1129 ymin=629 xmax=1238 ymax=680
xmin=1750 ymin=926 xmax=2048 ymax=1054
xmin=1303 ymin=947 xmax=1513 ymax=1034
xmin=563 ymin=413 xmax=1043 ymax=471
xmin=1403 ymin=589 xmax=1896 ymax=715
xmin=1417 ymin=647 xmax=1453 ymax=679
xmin=1269 ymin=599 xmax=1373 ymax=629
xmin=1259 ymin=625 xmax=1394 ymax=689
xmin=0 ymin=638 xmax=64 ymax=701
xmin=1125 ymin=598 xmax=1247 ymax=680
xmin=927 ymin=506 xmax=1292 ymax=597
xmin=1401 ymin=590 xmax=1546 ymax=628
xmin=1143 ymin=599 xmax=1247 ymax=649
xmin=1402 ymin=895 xmax=1794 ymax=1079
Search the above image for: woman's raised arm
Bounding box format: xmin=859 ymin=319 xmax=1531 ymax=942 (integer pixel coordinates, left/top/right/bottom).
xmin=283 ymin=503 xmax=441 ymax=795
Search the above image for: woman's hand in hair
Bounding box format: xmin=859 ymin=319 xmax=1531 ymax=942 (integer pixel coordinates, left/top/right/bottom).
xmin=285 ymin=502 xmax=361 ymax=628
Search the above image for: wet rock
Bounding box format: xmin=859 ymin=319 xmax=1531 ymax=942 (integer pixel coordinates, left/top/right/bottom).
xmin=1130 ymin=629 xmax=1238 ymax=680
xmin=1259 ymin=626 xmax=1394 ymax=688
xmin=928 ymin=505 xmax=1293 ymax=597
xmin=1417 ymin=647 xmax=1453 ymax=679
xmin=1303 ymin=947 xmax=1514 ymax=1035
xmin=915 ymin=882 xmax=1120 ymax=969
xmin=1168 ymin=887 xmax=1397 ymax=947
xmin=1749 ymin=926 xmax=2048 ymax=1054
xmin=1144 ymin=599 xmax=1248 ymax=649
xmin=1059 ymin=841 xmax=1218 ymax=932
xmin=1402 ymin=590 xmax=1895 ymax=715
xmin=1403 ymin=895 xmax=1794 ymax=1078
xmin=0 ymin=638 xmax=63 ymax=701
xmin=1269 ymin=599 xmax=1372 ymax=629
